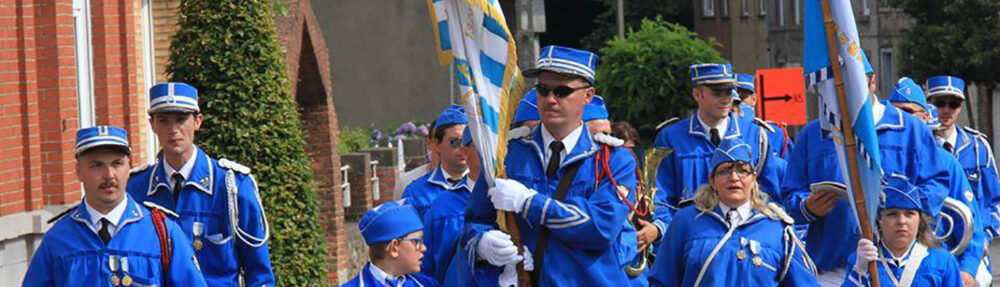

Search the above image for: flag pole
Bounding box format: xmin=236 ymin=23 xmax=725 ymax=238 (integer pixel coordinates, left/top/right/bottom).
xmin=819 ymin=0 xmax=880 ymax=284
xmin=495 ymin=87 xmax=531 ymax=286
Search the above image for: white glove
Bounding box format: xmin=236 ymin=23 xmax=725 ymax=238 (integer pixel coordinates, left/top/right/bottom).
xmin=498 ymin=247 xmax=534 ymax=287
xmin=853 ymin=238 xmax=879 ymax=275
xmin=489 ymin=179 xmax=538 ymax=213
xmin=521 ymin=247 xmax=534 ymax=272
xmin=477 ymin=230 xmax=522 ymax=267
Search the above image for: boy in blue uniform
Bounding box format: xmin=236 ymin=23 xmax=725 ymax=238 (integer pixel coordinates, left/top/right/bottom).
xmin=652 ymin=63 xmax=785 ymax=246
xmin=925 ymin=75 xmax=999 ymax=286
xmin=126 ymin=82 xmax=275 ymax=286
xmin=402 ymin=105 xmax=470 ymax=217
xmin=781 ymin=59 xmax=949 ymax=286
xmin=24 ymin=126 xmax=207 ymax=287
xmin=461 ymin=45 xmax=638 ymax=286
xmin=843 ymin=176 xmax=963 ymax=287
xmin=343 ymin=201 xmax=438 ymax=287
xmin=650 ymin=138 xmax=818 ymax=286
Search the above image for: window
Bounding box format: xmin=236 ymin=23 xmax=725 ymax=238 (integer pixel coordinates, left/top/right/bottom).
xmin=703 ymin=0 xmax=716 ymax=18
xmin=73 ymin=0 xmax=94 ymax=129
xmin=879 ymin=48 xmax=894 ymax=96
xmin=779 ymin=0 xmax=785 ymax=26
xmin=742 ymin=0 xmax=750 ymax=17
xmin=722 ymin=0 xmax=729 ymax=18
xmin=862 ymin=0 xmax=871 ymax=16
xmin=759 ymin=0 xmax=767 ymax=16
xmin=140 ymin=0 xmax=158 ymax=162
xmin=794 ymin=0 xmax=801 ymax=25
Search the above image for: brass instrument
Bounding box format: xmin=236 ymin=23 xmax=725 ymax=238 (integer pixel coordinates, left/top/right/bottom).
xmin=625 ymin=147 xmax=671 ymax=277
xmin=936 ymin=197 xmax=974 ymax=256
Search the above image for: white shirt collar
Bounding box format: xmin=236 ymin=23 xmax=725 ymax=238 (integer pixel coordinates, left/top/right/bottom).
xmin=84 ymin=196 xmax=129 ymax=237
xmin=541 ymin=123 xmax=584 ymax=167
xmin=719 ymin=200 xmax=752 ymax=225
xmin=369 ymin=262 xmax=406 ymax=286
xmin=697 ymin=113 xmax=730 ymax=139
xmin=163 ymin=148 xmax=197 ymax=187
xmin=872 ymin=97 xmax=886 ymax=124
xmin=441 ymin=166 xmax=469 ymax=184
xmin=939 ymin=125 xmax=959 ymax=149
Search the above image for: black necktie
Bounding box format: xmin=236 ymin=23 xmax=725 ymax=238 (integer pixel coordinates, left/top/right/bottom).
xmin=725 ymin=210 xmax=738 ymax=226
xmin=547 ymin=141 xmax=565 ymax=177
xmin=98 ymin=218 xmax=112 ymax=244
xmin=710 ymin=128 xmax=721 ymax=146
xmin=172 ymin=172 xmax=184 ymax=204
xmin=446 ymin=178 xmax=460 ymax=185
xmin=944 ymin=142 xmax=954 ymax=153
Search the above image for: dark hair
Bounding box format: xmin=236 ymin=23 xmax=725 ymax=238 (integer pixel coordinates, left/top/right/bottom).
xmin=76 ymin=145 xmax=131 ymax=159
xmin=368 ymin=241 xmax=391 ymax=261
xmin=434 ymin=123 xmax=459 ymax=142
xmin=426 ymin=119 xmax=437 ymax=139
xmin=611 ymin=122 xmax=642 ymax=146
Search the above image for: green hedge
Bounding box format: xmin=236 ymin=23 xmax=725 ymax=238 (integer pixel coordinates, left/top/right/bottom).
xmin=166 ymin=0 xmax=330 ymax=285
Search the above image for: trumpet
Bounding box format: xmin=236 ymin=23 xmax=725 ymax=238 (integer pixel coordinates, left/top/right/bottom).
xmin=625 ymin=147 xmax=671 ymax=277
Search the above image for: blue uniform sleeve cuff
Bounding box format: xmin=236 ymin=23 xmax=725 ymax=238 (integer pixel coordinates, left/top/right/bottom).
xmin=653 ymin=219 xmax=668 ymax=240
xmin=799 ymin=200 xmax=817 ymax=222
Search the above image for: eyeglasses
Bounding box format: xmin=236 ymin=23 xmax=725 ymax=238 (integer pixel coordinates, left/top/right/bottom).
xmin=398 ymin=237 xmax=424 ymax=248
xmin=536 ymin=84 xmax=589 ymax=98
xmin=447 ymin=138 xmax=462 ymax=149
xmin=931 ymin=97 xmax=963 ymax=109
xmin=713 ymin=162 xmax=754 ymax=178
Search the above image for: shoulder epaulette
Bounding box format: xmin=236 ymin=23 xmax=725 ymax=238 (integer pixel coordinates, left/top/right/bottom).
xmin=765 ymin=202 xmax=795 ymax=225
xmin=963 ymin=126 xmax=985 ymax=137
xmin=218 ymin=159 xmax=251 ymax=174
xmin=753 ymin=118 xmax=776 ymax=133
xmin=593 ymin=133 xmax=624 ymax=147
xmin=655 ymin=117 xmax=680 ymax=131
xmin=507 ymin=126 xmax=532 ymax=141
xmin=130 ymin=162 xmax=152 ymax=175
xmin=46 ymin=206 xmax=75 ymax=224
xmin=143 ymin=202 xmax=179 ymax=218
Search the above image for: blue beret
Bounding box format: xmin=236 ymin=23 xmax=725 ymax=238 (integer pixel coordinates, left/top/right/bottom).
xmin=513 ymin=89 xmax=540 ymax=126
xmin=76 ymin=125 xmax=130 ymax=156
xmin=690 ymin=63 xmax=736 ymax=86
xmin=926 ymin=75 xmax=965 ymax=99
xmin=359 ymin=201 xmax=424 ymax=245
xmin=435 ymin=105 xmax=468 ymax=129
xmin=735 ymin=73 xmax=755 ymax=93
xmin=880 ymin=174 xmax=929 ymax=214
xmin=710 ymin=138 xmax=753 ymax=173
xmin=888 ymin=77 xmax=927 ymax=108
xmin=149 ymin=82 xmax=199 ymax=114
xmin=582 ymin=95 xmax=609 ymax=122
xmin=860 ymin=51 xmax=874 ymax=75
xmin=523 ymin=45 xmax=598 ymax=84
xmin=461 ymin=125 xmax=472 ymax=146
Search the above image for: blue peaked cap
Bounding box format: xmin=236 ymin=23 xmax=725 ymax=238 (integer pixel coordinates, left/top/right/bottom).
xmin=461 ymin=126 xmax=472 ymax=146
xmin=880 ymin=174 xmax=932 ymax=215
xmin=148 ymin=82 xmax=199 ymax=114
xmin=926 ymin=75 xmax=965 ymax=99
xmin=861 ymin=51 xmax=874 ymax=75
xmin=513 ymin=89 xmax=540 ymax=126
xmin=435 ymin=105 xmax=468 ymax=129
xmin=710 ymin=138 xmax=753 ymax=173
xmin=889 ymin=77 xmax=927 ymax=108
xmin=76 ymin=125 xmax=130 ymax=156
xmin=523 ymin=45 xmax=598 ymax=84
xmin=736 ymin=73 xmax=756 ymax=93
xmin=359 ymin=201 xmax=424 ymax=245
xmin=690 ymin=63 xmax=736 ymax=86
xmin=582 ymin=95 xmax=609 ymax=122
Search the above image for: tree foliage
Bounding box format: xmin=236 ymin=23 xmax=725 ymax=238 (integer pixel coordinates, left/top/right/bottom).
xmin=582 ymin=0 xmax=693 ymax=51
xmin=596 ymin=18 xmax=724 ymax=141
xmin=166 ymin=0 xmax=330 ymax=285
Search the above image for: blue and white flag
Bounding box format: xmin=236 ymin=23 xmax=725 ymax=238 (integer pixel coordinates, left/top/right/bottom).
xmin=803 ymin=0 xmax=883 ymax=230
xmin=426 ymin=0 xmax=525 ymax=184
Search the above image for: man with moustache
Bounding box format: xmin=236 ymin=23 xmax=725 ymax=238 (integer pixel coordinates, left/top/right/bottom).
xmin=127 ymin=82 xmax=275 ymax=286
xmin=23 ymin=126 xmax=206 ymax=286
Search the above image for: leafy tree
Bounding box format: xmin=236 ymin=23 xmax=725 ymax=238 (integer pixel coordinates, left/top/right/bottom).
xmin=167 ymin=0 xmax=330 ymax=284
xmin=893 ymin=0 xmax=1000 ymax=139
xmin=582 ymin=0 xmax=693 ymax=51
xmin=596 ymin=18 xmax=724 ymax=142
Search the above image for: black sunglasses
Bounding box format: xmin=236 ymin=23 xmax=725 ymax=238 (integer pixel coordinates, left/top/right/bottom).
xmin=447 ymin=138 xmax=462 ymax=149
xmin=931 ymin=98 xmax=963 ymax=109
xmin=536 ymin=84 xmax=589 ymax=98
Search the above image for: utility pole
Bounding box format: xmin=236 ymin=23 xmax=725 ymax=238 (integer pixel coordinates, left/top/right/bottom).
xmin=617 ymin=0 xmax=625 ymax=38
xmin=515 ymin=0 xmax=545 ymax=73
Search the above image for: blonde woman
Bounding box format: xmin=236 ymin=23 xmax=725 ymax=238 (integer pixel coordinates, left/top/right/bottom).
xmin=650 ymin=138 xmax=819 ymax=286
xmin=843 ymin=176 xmax=962 ymax=286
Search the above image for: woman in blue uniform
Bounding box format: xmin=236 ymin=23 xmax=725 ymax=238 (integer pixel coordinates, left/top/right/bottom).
xmin=649 ymin=138 xmax=819 ymax=287
xmin=843 ymin=176 xmax=963 ymax=287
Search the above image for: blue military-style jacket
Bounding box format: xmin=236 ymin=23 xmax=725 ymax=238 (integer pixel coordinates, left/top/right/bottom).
xmin=936 ymin=148 xmax=988 ymax=276
xmin=342 ymin=263 xmax=439 ymax=287
xmin=946 ymin=126 xmax=1000 ymax=239
xmin=842 ymin=242 xmax=962 ymax=287
xmin=127 ymin=146 xmax=274 ymax=286
xmin=648 ymin=203 xmax=819 ymax=287
xmin=461 ymin=124 xmax=638 ymax=286
xmin=23 ymin=196 xmax=207 ymax=287
xmin=781 ymin=105 xmax=949 ymax=272
xmin=420 ymin=177 xmax=473 ymax=282
xmin=402 ymin=165 xmax=471 ymax=218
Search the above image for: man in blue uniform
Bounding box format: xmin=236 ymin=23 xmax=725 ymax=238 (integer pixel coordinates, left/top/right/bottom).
xmin=461 ymin=45 xmax=638 ymax=286
xmin=402 ymin=105 xmax=470 ymax=217
xmin=925 ymin=75 xmax=1000 ymax=285
xmin=24 ymin=126 xmax=207 ymax=287
xmin=421 ymin=126 xmax=480 ymax=282
xmin=127 ymin=82 xmax=275 ymax=286
xmin=652 ymin=63 xmax=785 ymax=246
xmin=780 ymin=59 xmax=949 ymax=286
xmin=343 ymin=201 xmax=438 ymax=287
xmin=889 ymin=77 xmax=988 ymax=286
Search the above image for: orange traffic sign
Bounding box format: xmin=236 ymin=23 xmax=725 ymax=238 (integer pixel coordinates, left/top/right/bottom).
xmin=755 ymin=68 xmax=806 ymax=125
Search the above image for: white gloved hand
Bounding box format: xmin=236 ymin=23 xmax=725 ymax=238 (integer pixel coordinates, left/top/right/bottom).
xmin=477 ymin=230 xmax=523 ymax=267
xmin=489 ymin=179 xmax=538 ymax=213
xmin=521 ymin=246 xmax=534 ymax=271
xmin=853 ymin=238 xmax=878 ymax=275
xmin=498 ymin=247 xmax=533 ymax=287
